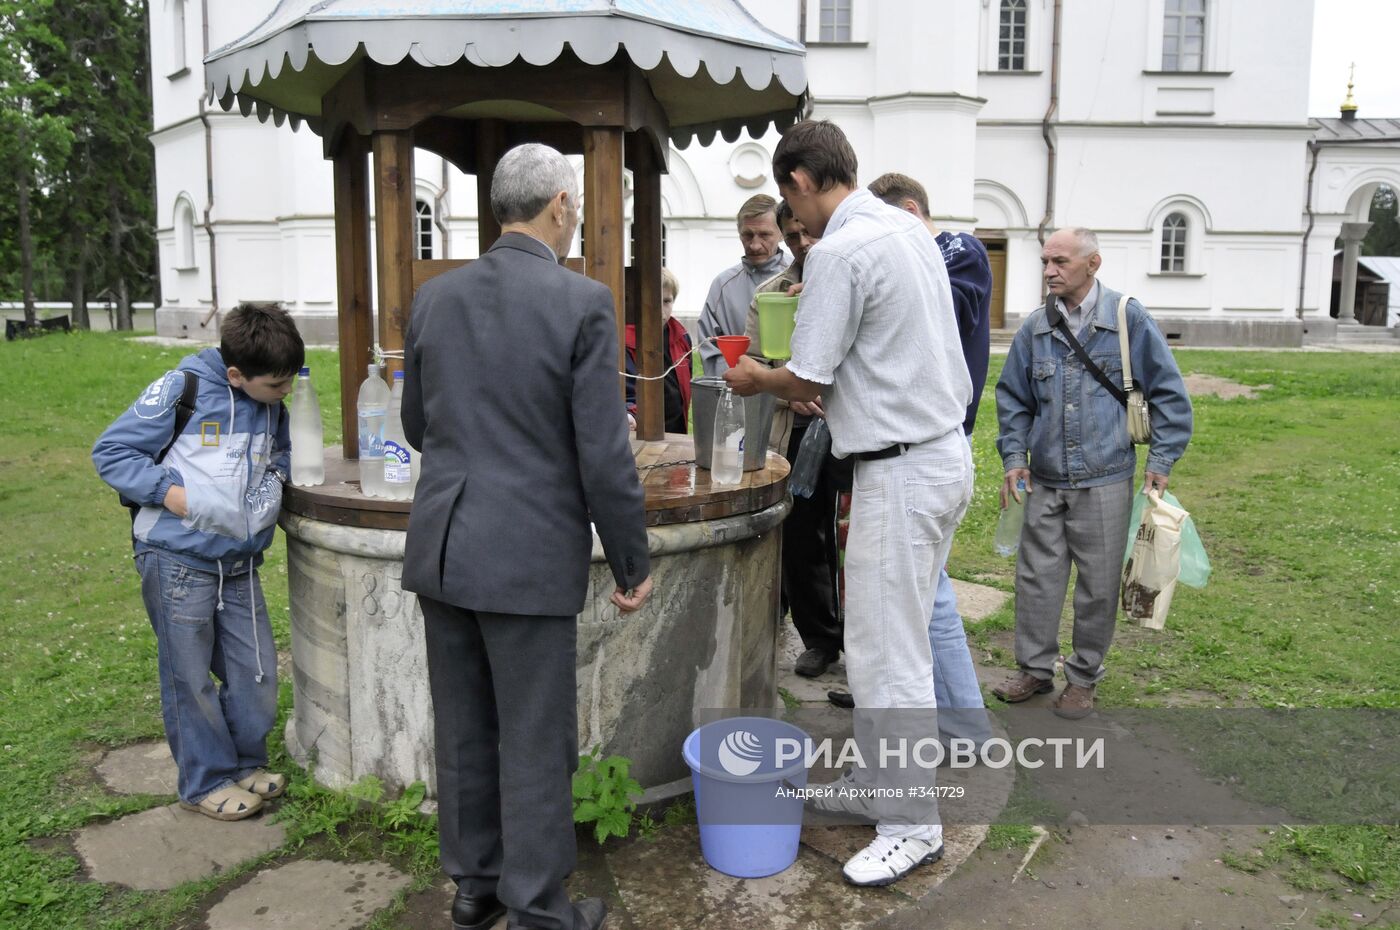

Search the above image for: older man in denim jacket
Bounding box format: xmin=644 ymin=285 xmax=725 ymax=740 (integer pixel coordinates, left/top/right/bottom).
xmin=992 ymin=227 xmax=1192 ymax=719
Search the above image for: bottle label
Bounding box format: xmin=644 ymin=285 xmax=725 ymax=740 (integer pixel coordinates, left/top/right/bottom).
xmin=384 ymin=440 xmax=412 ymax=483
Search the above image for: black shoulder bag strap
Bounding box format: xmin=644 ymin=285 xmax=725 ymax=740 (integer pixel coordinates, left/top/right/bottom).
xmin=124 ymin=371 xmax=199 ymax=522
xmin=1046 ymin=302 xmax=1127 ymax=407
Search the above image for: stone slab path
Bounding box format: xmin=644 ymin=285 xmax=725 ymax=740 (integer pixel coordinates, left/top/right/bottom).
xmin=205 ymin=860 xmax=411 ymax=930
xmin=74 ymin=803 xmax=286 ymax=891
xmin=72 ymin=579 xmax=1017 ymax=928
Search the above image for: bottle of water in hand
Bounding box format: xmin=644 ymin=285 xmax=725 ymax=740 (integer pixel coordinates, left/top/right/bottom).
xmin=787 ymin=417 xmax=830 ymax=499
xmin=289 ymin=367 xmax=325 ymax=487
xmin=710 ymin=387 xmax=745 ymax=487
xmin=995 ymin=478 xmax=1028 ymax=557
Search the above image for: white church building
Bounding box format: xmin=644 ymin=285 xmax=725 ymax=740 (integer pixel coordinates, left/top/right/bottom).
xmin=150 ymin=0 xmax=1400 ymax=346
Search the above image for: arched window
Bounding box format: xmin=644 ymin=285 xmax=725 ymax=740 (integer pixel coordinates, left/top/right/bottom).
xmin=1160 ymin=212 xmax=1188 ymax=273
xmin=174 ymin=198 xmax=196 ymax=270
xmin=999 ymin=0 xmax=1028 ymax=71
xmin=415 ymin=199 xmax=435 ymax=260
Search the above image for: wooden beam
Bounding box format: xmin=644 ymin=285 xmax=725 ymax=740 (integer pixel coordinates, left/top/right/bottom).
xmin=475 ymin=118 xmax=506 ymax=253
xmin=632 ymin=135 xmax=665 ymax=440
xmin=372 ymin=130 xmax=415 ymax=381
xmin=583 ymin=127 xmax=626 ymax=396
xmin=332 ymin=133 xmax=374 ymax=459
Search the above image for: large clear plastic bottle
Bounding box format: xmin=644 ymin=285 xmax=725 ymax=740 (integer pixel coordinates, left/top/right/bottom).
xmin=356 ymin=362 xmax=390 ymax=498
xmin=382 ymin=371 xmax=417 ymax=501
xmin=710 ymin=387 xmax=745 ymax=486
xmin=995 ymin=478 xmax=1028 ymax=557
xmin=288 ymin=367 xmax=325 ymax=487
xmin=787 ymin=417 xmax=830 ymax=499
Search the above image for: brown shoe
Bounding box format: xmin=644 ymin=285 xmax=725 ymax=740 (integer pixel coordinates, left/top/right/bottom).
xmin=1052 ymin=683 xmax=1097 ymax=719
xmin=991 ymin=672 xmax=1054 ymax=703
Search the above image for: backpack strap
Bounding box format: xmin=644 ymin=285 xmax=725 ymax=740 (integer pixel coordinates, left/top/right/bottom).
xmin=155 ymin=370 xmax=199 ymax=465
xmin=1116 ymin=294 xmax=1135 ymax=393
xmin=1046 ymin=300 xmax=1128 ymax=406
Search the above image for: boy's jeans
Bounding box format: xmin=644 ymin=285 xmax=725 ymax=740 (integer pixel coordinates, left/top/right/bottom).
xmin=137 ymin=550 xmax=278 ymax=804
xmin=928 ymin=569 xmax=994 ymax=748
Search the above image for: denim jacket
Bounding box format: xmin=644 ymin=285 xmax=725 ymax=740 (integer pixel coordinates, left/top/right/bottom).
xmin=996 ymin=285 xmax=1192 ymax=489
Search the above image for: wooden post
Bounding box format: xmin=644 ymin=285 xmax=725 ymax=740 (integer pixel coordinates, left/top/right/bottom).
xmin=582 ymin=127 xmax=626 ymax=394
xmin=475 ymin=119 xmax=506 ymax=253
xmin=372 ymin=130 xmax=415 ymax=380
xmin=632 ymin=137 xmax=665 ymax=440
xmin=332 ymin=133 xmax=374 ymax=458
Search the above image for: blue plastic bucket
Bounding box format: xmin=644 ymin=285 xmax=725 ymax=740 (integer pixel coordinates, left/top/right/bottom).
xmin=682 ymin=717 xmax=810 ymax=878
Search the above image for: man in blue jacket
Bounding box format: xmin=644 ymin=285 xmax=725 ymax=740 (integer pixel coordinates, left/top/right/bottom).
xmin=992 ymin=227 xmax=1192 ymax=719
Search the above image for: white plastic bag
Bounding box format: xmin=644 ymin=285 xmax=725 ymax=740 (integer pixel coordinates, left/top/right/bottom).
xmin=1121 ymin=490 xmax=1188 ymax=630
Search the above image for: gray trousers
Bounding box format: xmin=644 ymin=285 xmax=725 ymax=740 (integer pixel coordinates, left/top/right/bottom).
xmin=1014 ymin=479 xmax=1134 ymax=687
xmin=422 ymin=597 xmax=579 ymax=930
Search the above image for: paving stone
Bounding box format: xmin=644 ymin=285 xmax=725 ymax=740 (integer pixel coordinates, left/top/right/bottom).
xmin=609 ymin=824 xmax=903 ymax=930
xmin=205 ymin=859 xmax=410 ymax=930
xmin=96 ymin=741 xmax=178 ymax=796
xmin=950 ymin=579 xmax=1010 ymax=622
xmin=75 ymin=804 xmax=286 ymax=891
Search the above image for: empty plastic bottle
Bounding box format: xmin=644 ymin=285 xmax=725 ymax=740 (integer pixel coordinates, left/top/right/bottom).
xmin=382 ymin=371 xmax=417 ymax=501
xmin=710 ymin=387 xmax=745 ymax=487
xmin=995 ymin=478 xmax=1028 ymax=557
xmin=356 ymin=363 xmax=390 ymax=498
xmin=787 ymin=417 xmax=830 ymax=499
xmin=288 ymin=367 xmax=325 ymax=487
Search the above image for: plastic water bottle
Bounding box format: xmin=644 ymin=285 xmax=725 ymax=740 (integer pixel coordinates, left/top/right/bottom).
xmin=382 ymin=371 xmax=417 ymax=500
xmin=356 ymin=363 xmax=390 ymax=498
xmin=710 ymin=387 xmax=745 ymax=486
xmin=995 ymin=478 xmax=1028 ymax=557
xmin=788 ymin=417 xmax=830 ymax=499
xmin=289 ymin=367 xmax=325 ymax=487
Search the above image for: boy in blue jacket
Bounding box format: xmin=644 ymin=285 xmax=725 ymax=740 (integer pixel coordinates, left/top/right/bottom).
xmin=93 ymin=303 xmax=303 ymax=820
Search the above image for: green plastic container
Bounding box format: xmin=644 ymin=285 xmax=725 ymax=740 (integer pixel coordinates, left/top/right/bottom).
xmin=755 ymin=293 xmax=798 ymax=361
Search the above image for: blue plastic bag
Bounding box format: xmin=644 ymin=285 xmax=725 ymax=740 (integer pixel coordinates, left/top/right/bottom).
xmin=1123 ymin=489 xmax=1211 ymax=589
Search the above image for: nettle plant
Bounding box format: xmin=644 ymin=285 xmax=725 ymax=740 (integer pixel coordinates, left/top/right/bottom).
xmin=572 ymin=748 xmax=643 ymax=844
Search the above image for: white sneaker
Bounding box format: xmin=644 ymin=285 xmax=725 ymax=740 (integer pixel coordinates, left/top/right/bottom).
xmin=841 ymin=834 xmax=944 ymax=887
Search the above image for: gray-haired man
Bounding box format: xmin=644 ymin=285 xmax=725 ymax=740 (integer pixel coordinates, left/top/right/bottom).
xmin=993 ymin=227 xmax=1192 ymax=719
xmin=403 ymin=143 xmax=652 ymax=930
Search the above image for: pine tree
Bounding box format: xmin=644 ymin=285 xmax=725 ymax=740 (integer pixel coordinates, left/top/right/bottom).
xmin=0 ymin=0 xmax=74 ymax=328
xmin=29 ymin=0 xmax=154 ymax=330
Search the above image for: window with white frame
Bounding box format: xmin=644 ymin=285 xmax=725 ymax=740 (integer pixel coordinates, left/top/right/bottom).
xmin=1162 ymin=0 xmax=1206 ymax=72
xmin=169 ymin=0 xmax=187 ymax=76
xmin=415 ymin=199 xmax=435 ymax=260
xmin=820 ymin=0 xmax=853 ymax=42
xmin=174 ymin=198 xmax=196 ymax=269
xmin=999 ymin=0 xmax=1028 ymax=71
xmin=1160 ymin=212 xmax=1188 ymax=272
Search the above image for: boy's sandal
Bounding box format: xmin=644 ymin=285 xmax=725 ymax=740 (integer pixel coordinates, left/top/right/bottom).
xmin=236 ymin=769 xmax=287 ymax=800
xmin=178 ymin=785 xmax=264 ymax=821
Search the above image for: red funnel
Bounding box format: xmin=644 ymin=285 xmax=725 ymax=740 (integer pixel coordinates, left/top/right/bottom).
xmin=715 ymin=335 xmax=750 ymax=368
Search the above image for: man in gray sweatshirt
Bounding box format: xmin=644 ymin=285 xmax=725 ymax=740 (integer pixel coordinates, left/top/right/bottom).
xmin=697 ymin=193 xmax=790 ymax=377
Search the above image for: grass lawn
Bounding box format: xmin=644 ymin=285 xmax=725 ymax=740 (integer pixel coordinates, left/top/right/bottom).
xmin=0 ymin=332 xmax=1396 ymax=927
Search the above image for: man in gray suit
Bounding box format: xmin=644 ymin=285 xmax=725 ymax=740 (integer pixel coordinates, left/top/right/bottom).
xmin=402 ymin=143 xmax=653 ymax=930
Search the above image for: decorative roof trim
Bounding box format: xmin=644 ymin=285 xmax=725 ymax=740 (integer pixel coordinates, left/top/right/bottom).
xmin=205 ymin=13 xmax=807 ymax=145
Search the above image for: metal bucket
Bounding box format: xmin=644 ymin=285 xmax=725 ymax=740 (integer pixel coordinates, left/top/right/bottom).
xmin=691 ymin=377 xmax=775 ymax=471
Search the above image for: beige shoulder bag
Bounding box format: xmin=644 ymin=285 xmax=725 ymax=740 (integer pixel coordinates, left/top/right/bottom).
xmin=1117 ymin=295 xmax=1152 ymax=445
